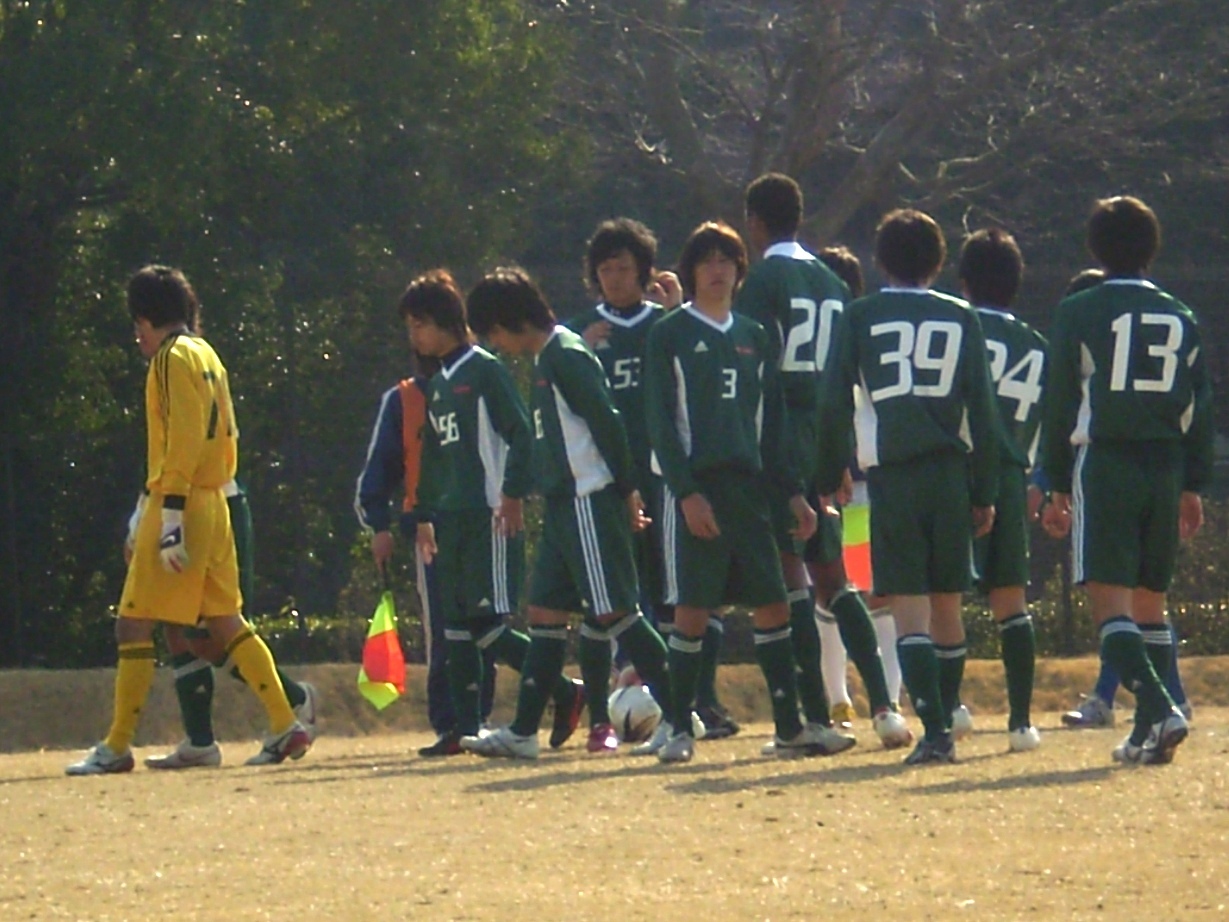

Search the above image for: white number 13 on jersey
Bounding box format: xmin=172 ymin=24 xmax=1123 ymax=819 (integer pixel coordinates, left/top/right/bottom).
xmin=869 ymin=320 xmax=963 ymax=401
xmin=1109 ymin=312 xmax=1184 ymax=393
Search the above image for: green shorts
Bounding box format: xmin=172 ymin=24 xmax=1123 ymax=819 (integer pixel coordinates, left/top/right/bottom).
xmin=528 ymin=486 xmax=640 ymax=615
xmin=769 ymin=406 xmax=819 ymax=555
xmin=1072 ymin=441 xmax=1183 ymax=592
xmin=434 ymin=510 xmax=524 ymax=625
xmin=664 ymin=467 xmax=788 ymax=610
xmin=974 ymin=463 xmax=1030 ymax=592
xmin=867 ymin=452 xmax=974 ymax=595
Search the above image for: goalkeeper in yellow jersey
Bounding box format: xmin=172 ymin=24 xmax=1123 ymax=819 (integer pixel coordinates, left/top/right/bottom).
xmin=67 ymin=266 xmax=311 ymax=775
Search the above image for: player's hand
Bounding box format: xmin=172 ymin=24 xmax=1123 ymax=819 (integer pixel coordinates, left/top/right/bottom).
xmin=1026 ymin=484 xmax=1045 ymax=521
xmin=789 ymin=494 xmax=818 ymax=541
xmin=415 ymin=522 xmax=437 ymax=565
xmin=124 ymin=493 xmax=147 ymax=565
xmin=647 ymin=271 xmax=683 ymax=310
xmin=495 ymin=495 xmax=524 ymax=537
xmin=1042 ymin=492 xmax=1072 ymax=539
xmin=834 ymin=469 xmax=854 ymax=507
xmin=971 ymin=505 xmax=995 ymax=539
xmin=158 ymin=508 xmax=189 ymax=573
xmin=1179 ymin=491 xmax=1204 ymax=541
xmin=371 ymin=530 xmax=394 ymax=572
xmin=680 ymin=492 xmax=720 ymax=539
xmin=627 ymin=490 xmax=651 ymax=533
xmin=580 ymin=320 xmax=612 ymax=349
xmin=817 ymin=494 xmax=840 ymax=518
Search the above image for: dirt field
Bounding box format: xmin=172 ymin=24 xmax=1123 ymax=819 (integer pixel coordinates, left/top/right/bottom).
xmin=3 ymin=661 xmax=1229 ymax=921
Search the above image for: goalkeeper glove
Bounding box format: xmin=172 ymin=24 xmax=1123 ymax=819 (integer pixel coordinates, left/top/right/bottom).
xmin=159 ymin=507 xmax=189 ymax=573
xmin=124 ymin=493 xmax=148 ymax=558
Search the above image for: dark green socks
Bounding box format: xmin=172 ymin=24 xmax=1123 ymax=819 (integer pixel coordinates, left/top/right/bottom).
xmin=510 ymin=627 xmax=568 ymax=737
xmin=612 ymin=613 xmax=674 ymax=725
xmin=445 ymin=628 xmax=483 ymax=736
xmin=755 ymin=625 xmax=804 ymax=740
xmin=998 ymin=613 xmax=1036 ymax=731
xmin=696 ymin=617 xmax=724 ymax=709
xmin=897 ymin=634 xmax=947 ymax=741
xmin=787 ymin=589 xmax=830 ymax=726
xmin=829 ymin=588 xmax=892 ymax=714
xmin=1100 ymin=616 xmax=1175 ymax=746
xmin=934 ymin=642 xmax=966 ymax=718
xmin=578 ymin=623 xmax=613 ymax=726
xmin=171 ymin=653 xmax=215 ymax=747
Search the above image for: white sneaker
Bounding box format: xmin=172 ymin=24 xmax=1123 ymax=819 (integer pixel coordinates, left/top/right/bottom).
xmin=1007 ymin=726 xmax=1042 ymax=753
xmin=950 ymin=705 xmax=974 ymax=740
xmin=657 ymin=732 xmax=695 ymax=764
xmin=295 ymin=682 xmax=320 ymax=742
xmin=873 ymin=709 xmax=914 ymax=750
xmin=631 ymin=720 xmax=673 ymax=756
xmin=145 ymin=739 xmax=222 ymax=770
xmin=245 ymin=721 xmax=312 ymax=766
xmin=775 ymin=722 xmax=857 ymax=758
xmin=66 ymin=742 xmax=135 ymax=776
xmin=1112 ymin=735 xmax=1145 ymax=764
xmin=690 ymin=710 xmax=707 ymax=741
xmin=460 ymin=726 xmax=539 ymax=760
xmin=1061 ymin=694 xmax=1115 ymax=728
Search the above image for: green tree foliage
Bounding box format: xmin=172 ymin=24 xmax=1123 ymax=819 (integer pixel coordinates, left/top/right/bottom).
xmin=0 ymin=0 xmax=579 ymax=665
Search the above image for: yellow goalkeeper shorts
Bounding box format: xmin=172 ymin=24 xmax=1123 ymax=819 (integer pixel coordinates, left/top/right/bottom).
xmin=118 ymin=488 xmax=243 ymax=624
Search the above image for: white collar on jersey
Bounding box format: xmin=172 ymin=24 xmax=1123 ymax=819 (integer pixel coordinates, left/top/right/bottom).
xmin=975 ymin=305 xmax=1017 ymax=321
xmin=1103 ymin=278 xmax=1159 ymax=289
xmin=683 ymin=302 xmax=735 ymax=332
xmin=440 ymin=344 xmax=476 ymax=380
xmin=762 ymin=240 xmax=815 ymax=261
xmin=880 ymin=286 xmax=933 ymax=295
xmin=596 ymin=302 xmax=655 ymax=327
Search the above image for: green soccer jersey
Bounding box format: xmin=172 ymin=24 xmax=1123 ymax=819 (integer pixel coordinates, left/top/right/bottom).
xmin=644 ymin=304 xmax=794 ymax=500
xmin=1040 ymin=278 xmax=1213 ymax=494
xmin=531 ymin=325 xmax=635 ymax=499
xmin=565 ymin=300 xmax=665 ymax=485
xmin=976 ymin=307 xmax=1048 ymax=470
xmin=817 ymin=288 xmax=999 ymax=506
xmin=418 ymin=345 xmax=533 ymax=512
xmin=734 ymin=241 xmax=851 ymax=410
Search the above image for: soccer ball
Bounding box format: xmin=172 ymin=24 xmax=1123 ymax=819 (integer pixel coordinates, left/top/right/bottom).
xmin=608 ymin=683 xmax=662 ymax=742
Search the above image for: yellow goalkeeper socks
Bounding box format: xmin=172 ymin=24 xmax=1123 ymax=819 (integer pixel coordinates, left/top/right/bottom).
xmin=104 ymin=641 xmax=157 ymax=754
xmin=225 ymin=625 xmax=296 ymax=734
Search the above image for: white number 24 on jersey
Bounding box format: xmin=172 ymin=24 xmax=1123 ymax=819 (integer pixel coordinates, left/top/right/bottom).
xmin=986 ymin=341 xmax=1044 ymax=422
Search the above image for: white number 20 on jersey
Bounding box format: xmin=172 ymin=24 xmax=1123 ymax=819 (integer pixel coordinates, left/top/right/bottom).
xmin=782 ymin=298 xmax=843 ymax=373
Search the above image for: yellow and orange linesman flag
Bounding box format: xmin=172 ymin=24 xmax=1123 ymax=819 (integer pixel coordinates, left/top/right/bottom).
xmin=358 ymin=588 xmax=406 ymax=710
xmin=841 ymin=497 xmax=873 ymax=594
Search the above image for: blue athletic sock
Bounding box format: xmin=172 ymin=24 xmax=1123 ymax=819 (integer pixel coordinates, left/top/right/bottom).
xmin=1093 ymin=653 xmax=1120 ymax=706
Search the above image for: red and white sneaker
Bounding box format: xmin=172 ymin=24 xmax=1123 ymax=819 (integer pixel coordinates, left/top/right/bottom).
xmin=245 ymin=721 xmax=311 ymax=766
xmin=586 ymin=723 xmax=620 ymax=754
xmin=295 ymin=682 xmax=321 ymax=743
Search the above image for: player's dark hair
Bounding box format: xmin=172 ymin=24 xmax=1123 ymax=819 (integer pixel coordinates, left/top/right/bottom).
xmin=585 ymin=218 xmax=657 ymax=291
xmin=1087 ymin=196 xmax=1160 ymax=276
xmin=818 ymin=246 xmax=865 ymax=299
xmin=875 ymin=209 xmax=946 ymax=286
xmin=745 ymin=173 xmax=803 ymax=240
xmin=958 ymin=228 xmax=1023 ymax=308
xmin=127 ymin=265 xmax=199 ymax=329
xmin=1064 ymin=267 xmax=1106 ymax=297
xmin=676 ymin=221 xmax=749 ymax=299
xmin=467 ymin=266 xmax=556 ymax=336
xmin=398 ymin=269 xmax=470 ymax=344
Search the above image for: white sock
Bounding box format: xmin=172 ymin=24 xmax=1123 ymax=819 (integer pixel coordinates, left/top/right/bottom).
xmin=816 ymin=607 xmax=851 ymax=707
xmin=871 ymin=607 xmax=901 ymax=705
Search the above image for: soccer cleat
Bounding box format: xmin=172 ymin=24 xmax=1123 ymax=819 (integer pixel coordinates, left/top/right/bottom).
xmin=460 ymin=726 xmax=540 ymax=760
xmin=830 ymin=702 xmax=857 ymax=730
xmin=873 ymin=708 xmax=914 ymax=750
xmin=696 ymin=703 xmax=740 ymax=740
xmin=903 ymin=734 xmax=957 ymax=765
xmin=66 ymin=743 xmax=135 ymax=776
xmin=417 ymin=731 xmax=463 ymax=757
xmin=1007 ymin=726 xmax=1042 ymax=753
xmin=657 ymin=732 xmax=695 ymax=764
xmin=774 ymin=722 xmax=857 ymax=759
xmin=245 ymin=721 xmax=312 ymax=766
xmin=1061 ymin=694 xmax=1115 ymax=729
xmin=144 ymin=739 xmax=222 ymax=770
xmin=950 ymin=705 xmax=974 ymax=740
xmin=586 ymin=722 xmax=620 ymax=754
xmin=1178 ymin=701 xmax=1193 ymax=723
xmin=631 ymin=720 xmax=673 ymax=756
xmin=549 ymin=678 xmax=586 ymax=749
xmin=1111 ymin=736 xmax=1145 ymax=764
xmin=295 ymin=682 xmax=321 ymax=743
xmin=1139 ymin=709 xmax=1189 ymax=764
